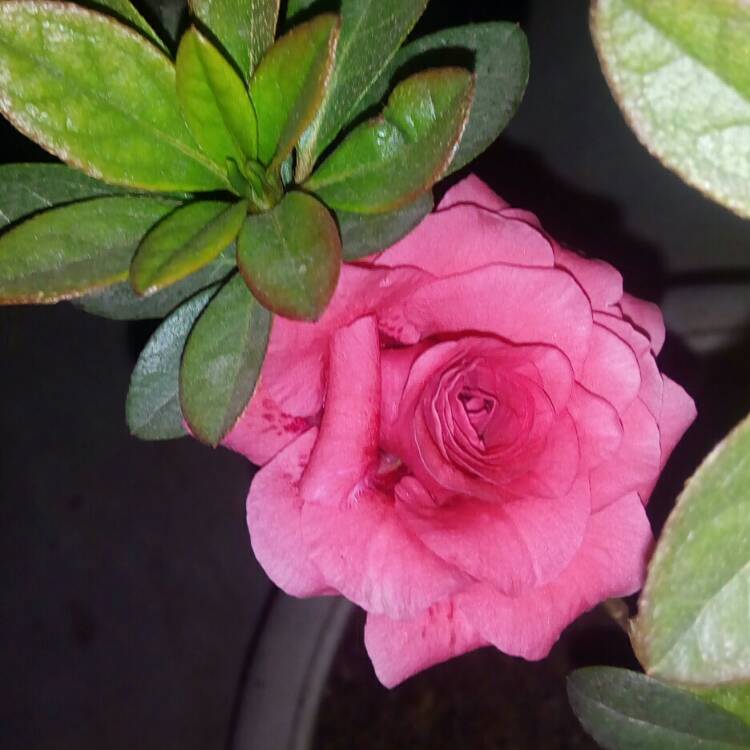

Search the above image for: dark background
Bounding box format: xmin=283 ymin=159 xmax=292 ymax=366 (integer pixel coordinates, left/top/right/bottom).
xmin=1 ymin=1 xmax=749 ymax=748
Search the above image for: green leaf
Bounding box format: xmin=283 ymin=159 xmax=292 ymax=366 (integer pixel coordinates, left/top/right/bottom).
xmin=293 ymin=0 xmax=429 ymax=180
xmin=126 ymin=285 xmax=217 ymax=440
xmin=89 ymin=0 xmax=167 ymax=51
xmin=176 ymin=27 xmax=258 ymax=168
xmin=180 ymin=273 xmax=271 ymax=446
xmin=0 ymin=164 xmax=128 ymax=230
xmin=0 ymin=196 xmax=178 ymax=304
xmin=693 ymin=685 xmax=750 ymax=728
xmin=237 ymin=191 xmax=340 ymax=320
xmin=305 ymin=68 xmax=474 ymax=213
xmin=75 ymin=247 xmax=235 ymax=319
xmin=249 ymin=13 xmax=339 ymax=167
xmin=353 ymin=23 xmax=529 ymax=175
xmin=567 ymin=668 xmax=750 ymax=750
xmin=632 ymin=413 xmax=750 ymax=685
xmin=189 ymin=0 xmax=279 ymax=79
xmin=0 ymin=2 xmax=226 ymax=192
xmin=591 ymin=0 xmax=750 ymax=219
xmin=337 ymin=191 xmax=433 ymax=261
xmin=131 ymin=200 xmax=246 ymax=295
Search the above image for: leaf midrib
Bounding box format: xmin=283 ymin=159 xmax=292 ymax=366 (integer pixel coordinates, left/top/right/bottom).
xmin=620 ymin=0 xmax=750 ymax=108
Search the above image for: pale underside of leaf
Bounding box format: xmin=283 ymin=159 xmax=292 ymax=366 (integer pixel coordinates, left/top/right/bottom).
xmin=592 ymin=0 xmax=750 ymax=219
xmin=633 ymin=414 xmax=750 ymax=685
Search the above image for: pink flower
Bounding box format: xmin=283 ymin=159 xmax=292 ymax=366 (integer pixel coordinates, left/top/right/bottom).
xmin=225 ymin=175 xmax=696 ymax=687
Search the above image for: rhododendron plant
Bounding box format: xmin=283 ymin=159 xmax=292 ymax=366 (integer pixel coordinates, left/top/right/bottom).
xmin=225 ymin=175 xmax=696 ymax=686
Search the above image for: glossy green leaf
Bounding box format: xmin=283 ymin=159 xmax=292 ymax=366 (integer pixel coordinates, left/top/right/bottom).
xmin=354 ymin=23 xmax=529 ymax=175
xmin=337 ymin=191 xmax=433 ymax=261
xmin=568 ymin=668 xmax=750 ymax=750
xmin=176 ymin=27 xmax=258 ymax=168
xmin=180 ymin=273 xmax=271 ymax=446
xmin=237 ymin=191 xmax=340 ymax=320
xmin=126 ymin=286 xmax=217 ymax=440
xmin=89 ymin=0 xmax=167 ymax=50
xmin=131 ymin=200 xmax=247 ymax=295
xmin=0 ymin=2 xmax=226 ymax=192
xmin=633 ymin=413 xmax=750 ymax=685
xmin=305 ymin=69 xmax=474 ymax=213
xmin=75 ymin=248 xmax=235 ymax=319
xmin=694 ymin=685 xmax=750 ymax=728
xmin=190 ymin=0 xmax=279 ymax=79
xmin=0 ymin=196 xmax=178 ymax=304
xmin=592 ymin=0 xmax=750 ymax=219
xmin=293 ymin=0 xmax=429 ymax=180
xmin=0 ymin=164 xmax=127 ymax=230
xmin=249 ymin=13 xmax=339 ymax=166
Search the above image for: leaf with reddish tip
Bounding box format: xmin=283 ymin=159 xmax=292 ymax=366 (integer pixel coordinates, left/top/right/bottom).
xmin=293 ymin=0 xmax=429 ymax=179
xmin=0 ymin=196 xmax=178 ymax=304
xmin=176 ymin=27 xmax=259 ymax=168
xmin=130 ymin=200 xmax=247 ymax=295
xmin=237 ymin=191 xmax=340 ymax=320
xmin=180 ymin=273 xmax=271 ymax=446
xmin=249 ymin=13 xmax=339 ymax=167
xmin=0 ymin=2 xmax=226 ymax=191
xmin=304 ymin=68 xmax=474 ymax=214
xmin=190 ymin=0 xmax=279 ymax=79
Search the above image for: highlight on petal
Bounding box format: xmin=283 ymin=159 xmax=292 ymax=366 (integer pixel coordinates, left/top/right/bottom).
xmin=246 ymin=429 xmax=330 ymax=597
xmin=459 ymin=492 xmax=653 ymax=660
xmin=365 ymin=601 xmax=487 ymax=688
xmin=300 ymin=315 xmax=381 ymax=505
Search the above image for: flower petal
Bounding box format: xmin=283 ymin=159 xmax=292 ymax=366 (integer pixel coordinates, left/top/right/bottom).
xmin=300 ymin=315 xmax=380 ymax=506
xmin=246 ymin=429 xmax=330 ymax=597
xmin=396 ymin=476 xmax=590 ymax=595
xmin=437 ymin=174 xmax=509 ymax=212
xmin=364 ymin=601 xmax=487 ymax=688
xmin=554 ymin=245 xmax=623 ymax=311
xmin=303 ymin=487 xmax=469 ymax=618
xmin=459 ymin=492 xmax=653 ymax=659
xmin=376 ymin=205 xmax=554 ymax=274
xmin=380 ymin=265 xmax=593 ymax=374
xmin=658 ymin=375 xmax=697 ymax=469
xmin=619 ymin=293 xmax=666 ymax=355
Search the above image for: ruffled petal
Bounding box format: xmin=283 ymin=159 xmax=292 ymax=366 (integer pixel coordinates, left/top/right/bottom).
xmin=437 ymin=174 xmax=509 ymax=212
xmin=246 ymin=429 xmax=330 ymax=597
xmin=396 ymin=476 xmax=590 ymax=596
xmin=589 ymin=399 xmax=661 ymax=509
xmin=658 ymin=375 xmax=697 ymax=468
xmin=619 ymin=293 xmax=666 ymax=355
xmin=376 ymin=204 xmax=554 ymax=274
xmin=459 ymin=492 xmax=653 ymax=659
xmin=364 ymin=601 xmax=487 ymax=688
xmin=303 ymin=487 xmax=469 ymax=618
xmin=380 ymin=265 xmax=593 ymax=374
xmin=554 ymin=245 xmax=623 ymax=311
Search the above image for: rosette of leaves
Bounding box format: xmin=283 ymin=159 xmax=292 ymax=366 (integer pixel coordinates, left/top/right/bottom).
xmin=0 ymin=0 xmax=528 ymax=446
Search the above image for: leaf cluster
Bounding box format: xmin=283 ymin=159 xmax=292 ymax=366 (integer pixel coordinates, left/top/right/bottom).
xmin=0 ymin=0 xmax=528 ymax=445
